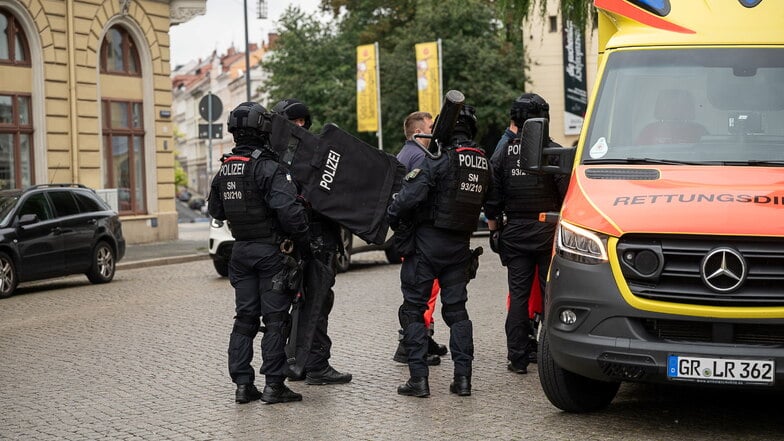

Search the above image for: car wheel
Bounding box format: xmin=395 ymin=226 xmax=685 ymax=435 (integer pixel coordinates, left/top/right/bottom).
xmin=384 ymin=240 xmax=402 ymax=264
xmin=538 ymin=325 xmax=620 ymax=413
xmin=0 ymin=252 xmax=18 ymax=298
xmin=213 ymin=258 xmax=229 ymax=277
xmin=86 ymin=241 xmax=116 ymax=284
xmin=335 ymin=228 xmax=351 ymax=273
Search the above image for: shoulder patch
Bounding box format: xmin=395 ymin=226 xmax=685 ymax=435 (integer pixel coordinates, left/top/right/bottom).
xmin=405 ymin=168 xmax=421 ymax=181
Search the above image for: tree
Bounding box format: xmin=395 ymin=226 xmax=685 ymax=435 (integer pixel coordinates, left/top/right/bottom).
xmin=262 ymin=0 xmax=595 ymax=153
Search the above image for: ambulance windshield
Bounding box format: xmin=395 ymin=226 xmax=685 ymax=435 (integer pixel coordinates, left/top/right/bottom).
xmin=583 ymin=48 xmax=784 ymax=165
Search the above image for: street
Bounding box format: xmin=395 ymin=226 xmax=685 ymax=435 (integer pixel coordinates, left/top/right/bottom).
xmin=1 ymin=240 xmax=783 ymax=440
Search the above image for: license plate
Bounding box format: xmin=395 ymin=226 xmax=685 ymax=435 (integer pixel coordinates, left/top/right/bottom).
xmin=667 ymin=355 xmax=775 ymax=385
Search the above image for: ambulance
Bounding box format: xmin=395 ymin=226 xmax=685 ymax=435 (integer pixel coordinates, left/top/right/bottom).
xmin=522 ymin=0 xmax=784 ymax=412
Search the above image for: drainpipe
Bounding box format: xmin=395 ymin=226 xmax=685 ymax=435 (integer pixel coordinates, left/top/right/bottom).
xmin=66 ymin=0 xmax=80 ymax=184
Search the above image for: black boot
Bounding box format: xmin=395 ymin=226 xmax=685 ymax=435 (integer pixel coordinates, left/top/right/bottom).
xmin=260 ymin=383 xmax=303 ymax=404
xmin=507 ymin=361 xmax=528 ymax=374
xmin=397 ymin=376 xmax=430 ymax=397
xmin=284 ymin=365 xmax=306 ymax=381
xmin=235 ymin=384 xmax=262 ymax=404
xmin=449 ymin=375 xmax=471 ymax=396
xmin=393 ymin=342 xmax=442 ymax=366
xmin=305 ymin=365 xmax=353 ymax=385
xmin=393 ymin=341 xmax=408 ymax=363
xmin=428 ymin=336 xmax=448 ymax=356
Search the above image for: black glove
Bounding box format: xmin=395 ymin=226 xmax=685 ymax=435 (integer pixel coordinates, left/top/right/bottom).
xmin=295 ymin=233 xmax=312 ymax=260
xmin=489 ymin=230 xmax=500 ymax=254
xmin=388 ymin=214 xmax=400 ymax=231
xmin=467 ymin=246 xmax=484 ymax=280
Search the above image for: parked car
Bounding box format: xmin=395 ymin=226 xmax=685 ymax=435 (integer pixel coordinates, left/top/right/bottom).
xmin=187 ymin=196 xmax=206 ymax=210
xmin=177 ymin=190 xmax=192 ymax=202
xmin=208 ymin=218 xmax=399 ymax=276
xmin=0 ymin=184 xmax=125 ymax=298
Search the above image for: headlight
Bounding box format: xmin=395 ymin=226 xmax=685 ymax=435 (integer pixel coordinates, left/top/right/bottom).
xmin=210 ymin=218 xmax=224 ymax=228
xmin=556 ymin=220 xmax=608 ymax=264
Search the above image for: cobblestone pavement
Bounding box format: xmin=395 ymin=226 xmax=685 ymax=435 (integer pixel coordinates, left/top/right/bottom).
xmin=1 ymin=238 xmax=783 ymax=440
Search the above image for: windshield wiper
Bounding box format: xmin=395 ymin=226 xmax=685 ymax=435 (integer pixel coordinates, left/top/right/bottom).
xmin=583 ymin=157 xmax=707 ymax=165
xmin=720 ymin=160 xmax=784 ymax=167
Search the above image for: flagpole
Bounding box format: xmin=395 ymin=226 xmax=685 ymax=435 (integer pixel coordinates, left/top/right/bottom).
xmin=374 ymin=41 xmax=383 ymax=151
xmin=437 ymin=38 xmax=443 ymax=109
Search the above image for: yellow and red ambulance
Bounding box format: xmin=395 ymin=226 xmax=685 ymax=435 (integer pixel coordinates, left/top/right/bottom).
xmin=529 ymin=0 xmax=784 ymax=412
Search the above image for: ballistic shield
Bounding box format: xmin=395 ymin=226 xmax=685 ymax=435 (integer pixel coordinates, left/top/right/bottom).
xmin=268 ymin=114 xmax=405 ymax=245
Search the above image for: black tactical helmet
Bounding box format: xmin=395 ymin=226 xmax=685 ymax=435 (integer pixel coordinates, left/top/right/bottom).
xmin=454 ymin=104 xmax=478 ymax=139
xmin=227 ymin=102 xmax=269 ymax=137
xmin=510 ymin=93 xmax=550 ymax=127
xmin=272 ymin=98 xmax=312 ymax=130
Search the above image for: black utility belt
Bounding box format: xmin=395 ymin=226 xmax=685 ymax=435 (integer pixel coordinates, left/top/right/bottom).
xmin=234 ymin=235 xmax=279 ymax=244
xmin=505 ymin=213 xmax=542 ymax=220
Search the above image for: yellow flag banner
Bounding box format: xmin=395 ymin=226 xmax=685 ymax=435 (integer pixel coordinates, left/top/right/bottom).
xmin=357 ymin=44 xmax=379 ymax=132
xmin=415 ymin=41 xmax=440 ymax=117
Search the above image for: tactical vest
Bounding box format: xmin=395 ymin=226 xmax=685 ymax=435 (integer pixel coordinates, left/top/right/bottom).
xmin=428 ymin=146 xmax=490 ymax=232
xmin=214 ymin=150 xmax=276 ymax=240
xmin=502 ymin=138 xmax=560 ymax=218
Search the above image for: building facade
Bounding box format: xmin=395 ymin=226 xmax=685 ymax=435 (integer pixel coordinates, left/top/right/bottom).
xmin=523 ymin=0 xmax=599 ymax=147
xmin=0 ymin=0 xmax=205 ymax=243
xmin=171 ymin=37 xmax=274 ymax=198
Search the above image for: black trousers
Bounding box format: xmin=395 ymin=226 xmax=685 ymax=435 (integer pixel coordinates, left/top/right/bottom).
xmin=299 ymin=253 xmax=336 ymax=372
xmin=503 ymin=251 xmax=550 ymax=366
xmin=400 ymin=228 xmax=473 ymax=378
xmin=227 ymin=241 xmax=291 ymax=385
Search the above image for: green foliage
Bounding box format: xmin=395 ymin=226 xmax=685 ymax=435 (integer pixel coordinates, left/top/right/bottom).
xmin=262 ymin=0 xmax=593 ymax=154
xmin=173 ymin=151 xmax=188 ymax=188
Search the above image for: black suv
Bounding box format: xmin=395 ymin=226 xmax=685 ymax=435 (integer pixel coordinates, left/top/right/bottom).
xmin=0 ymin=184 xmax=125 ymax=298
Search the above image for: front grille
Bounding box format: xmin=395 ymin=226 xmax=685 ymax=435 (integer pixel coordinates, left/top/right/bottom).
xmin=620 ymin=235 xmax=784 ymax=306
xmin=642 ymin=319 xmax=784 ymax=346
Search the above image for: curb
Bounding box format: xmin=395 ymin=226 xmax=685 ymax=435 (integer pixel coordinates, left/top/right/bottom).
xmin=118 ymin=253 xmax=210 ymax=270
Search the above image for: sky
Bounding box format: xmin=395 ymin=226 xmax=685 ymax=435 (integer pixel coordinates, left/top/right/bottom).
xmin=169 ymin=0 xmax=322 ymax=69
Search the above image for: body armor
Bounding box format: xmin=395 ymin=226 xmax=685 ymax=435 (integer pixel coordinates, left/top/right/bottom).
xmin=214 ymin=149 xmax=276 ymax=240
xmin=501 ymin=138 xmax=560 ymax=218
xmin=429 ymin=146 xmax=490 ymax=232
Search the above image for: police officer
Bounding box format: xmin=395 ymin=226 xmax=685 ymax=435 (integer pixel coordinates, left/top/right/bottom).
xmin=484 ymin=93 xmax=569 ymax=374
xmin=392 ymin=111 xmax=448 ymax=367
xmin=208 ymin=102 xmax=309 ymax=404
xmin=272 ymin=98 xmax=352 ymax=385
xmin=387 ymin=105 xmax=491 ymax=397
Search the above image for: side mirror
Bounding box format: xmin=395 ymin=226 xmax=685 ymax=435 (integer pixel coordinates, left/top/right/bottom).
xmin=519 ymin=118 xmax=575 ymax=175
xmin=18 ymin=213 xmax=39 ymax=227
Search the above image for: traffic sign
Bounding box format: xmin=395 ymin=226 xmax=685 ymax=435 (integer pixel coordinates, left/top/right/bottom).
xmin=199 ymin=94 xmax=223 ymax=122
xmin=198 ymin=124 xmax=223 ymax=139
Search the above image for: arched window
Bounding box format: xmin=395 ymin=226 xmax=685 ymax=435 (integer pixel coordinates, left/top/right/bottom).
xmin=102 ymin=99 xmax=145 ymax=214
xmin=0 ymin=8 xmax=30 ymax=65
xmin=100 ymin=26 xmax=140 ymax=75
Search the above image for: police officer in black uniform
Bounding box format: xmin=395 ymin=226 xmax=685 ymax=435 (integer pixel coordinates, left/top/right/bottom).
xmin=387 ymin=105 xmax=491 ymax=398
xmin=271 ymin=98 xmax=352 ymax=385
xmin=208 ymin=102 xmax=310 ymax=404
xmin=484 ymin=93 xmax=568 ymax=374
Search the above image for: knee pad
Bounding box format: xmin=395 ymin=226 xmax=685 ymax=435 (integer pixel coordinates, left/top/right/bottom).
xmin=232 ymin=314 xmax=260 ymax=338
xmin=442 ymin=301 xmax=469 ymax=327
xmin=398 ymin=301 xmax=426 ymax=329
xmin=261 ymin=311 xmax=291 ymax=337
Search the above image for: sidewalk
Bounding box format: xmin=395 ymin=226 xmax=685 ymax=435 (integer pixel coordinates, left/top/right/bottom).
xmin=118 ymin=221 xmax=211 ymax=270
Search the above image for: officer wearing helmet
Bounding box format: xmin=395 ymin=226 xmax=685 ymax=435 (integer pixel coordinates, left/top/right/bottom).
xmin=484 ymin=93 xmax=568 ymax=375
xmin=271 ymin=98 xmax=312 ymax=130
xmin=387 ymin=104 xmax=491 ymax=398
xmin=272 ymin=98 xmax=353 ymax=386
xmin=207 ymin=101 xmax=310 ymax=404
